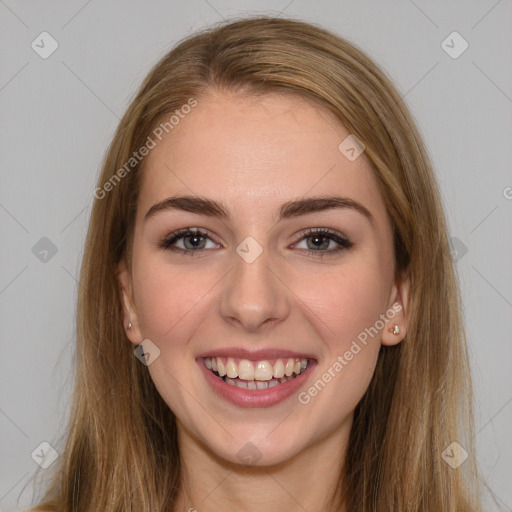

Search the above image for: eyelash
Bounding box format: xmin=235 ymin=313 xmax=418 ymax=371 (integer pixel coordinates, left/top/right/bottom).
xmin=158 ymin=227 xmax=354 ymax=259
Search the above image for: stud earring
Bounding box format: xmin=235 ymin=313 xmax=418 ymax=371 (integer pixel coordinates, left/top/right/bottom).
xmin=127 ymin=322 xmax=132 ymax=330
xmin=389 ymin=324 xmax=400 ymax=335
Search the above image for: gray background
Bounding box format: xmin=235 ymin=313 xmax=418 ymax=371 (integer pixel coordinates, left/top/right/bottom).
xmin=1 ymin=1 xmax=511 ymax=511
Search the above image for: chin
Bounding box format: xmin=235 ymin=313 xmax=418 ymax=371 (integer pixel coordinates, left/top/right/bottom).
xmin=205 ymin=428 xmax=308 ymax=468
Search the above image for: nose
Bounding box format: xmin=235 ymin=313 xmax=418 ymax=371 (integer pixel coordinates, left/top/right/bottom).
xmin=219 ymin=245 xmax=291 ymax=333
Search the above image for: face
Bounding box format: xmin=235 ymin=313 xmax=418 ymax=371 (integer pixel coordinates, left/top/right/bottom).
xmin=118 ymin=90 xmax=409 ymax=467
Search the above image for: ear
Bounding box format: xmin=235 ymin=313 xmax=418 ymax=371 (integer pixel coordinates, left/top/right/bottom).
xmin=116 ymin=260 xmax=142 ymax=346
xmin=381 ymin=271 xmax=410 ymax=347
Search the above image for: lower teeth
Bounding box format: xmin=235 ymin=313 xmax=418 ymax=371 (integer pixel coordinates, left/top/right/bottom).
xmin=223 ymin=376 xmax=293 ymax=389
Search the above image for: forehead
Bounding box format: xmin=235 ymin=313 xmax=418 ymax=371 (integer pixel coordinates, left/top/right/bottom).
xmin=137 ymin=90 xmax=388 ymax=227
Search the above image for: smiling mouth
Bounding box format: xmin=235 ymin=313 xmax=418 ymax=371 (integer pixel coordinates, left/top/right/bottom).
xmin=203 ymin=356 xmax=310 ymax=390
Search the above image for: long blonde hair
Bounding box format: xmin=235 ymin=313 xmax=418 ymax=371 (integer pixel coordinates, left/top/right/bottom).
xmin=27 ymin=16 xmax=485 ymax=511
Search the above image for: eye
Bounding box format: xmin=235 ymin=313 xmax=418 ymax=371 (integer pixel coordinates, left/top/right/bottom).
xmin=292 ymin=228 xmax=353 ymax=258
xmin=158 ymin=227 xmax=353 ymax=258
xmin=158 ymin=228 xmax=220 ymax=256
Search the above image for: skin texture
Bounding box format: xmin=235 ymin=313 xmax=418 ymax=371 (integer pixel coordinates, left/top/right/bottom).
xmin=117 ymin=90 xmax=410 ymax=511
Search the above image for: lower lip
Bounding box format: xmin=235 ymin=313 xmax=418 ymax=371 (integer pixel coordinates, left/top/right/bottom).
xmin=198 ymin=358 xmax=316 ymax=408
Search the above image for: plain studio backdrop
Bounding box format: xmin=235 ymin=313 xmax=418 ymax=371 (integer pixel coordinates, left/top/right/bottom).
xmin=1 ymin=1 xmax=511 ymax=511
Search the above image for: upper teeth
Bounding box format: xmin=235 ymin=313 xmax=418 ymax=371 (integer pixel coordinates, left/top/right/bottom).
xmin=205 ymin=357 xmax=309 ymax=381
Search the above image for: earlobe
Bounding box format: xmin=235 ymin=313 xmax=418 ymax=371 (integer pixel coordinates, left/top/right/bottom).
xmin=116 ymin=261 xmax=142 ymax=345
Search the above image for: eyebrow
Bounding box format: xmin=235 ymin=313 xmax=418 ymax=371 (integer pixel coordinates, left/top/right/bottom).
xmin=144 ymin=194 xmax=374 ymax=225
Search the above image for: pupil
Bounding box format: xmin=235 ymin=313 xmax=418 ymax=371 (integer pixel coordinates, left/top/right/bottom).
xmin=309 ymin=235 xmax=328 ymax=250
xmin=185 ymin=234 xmax=204 ymax=249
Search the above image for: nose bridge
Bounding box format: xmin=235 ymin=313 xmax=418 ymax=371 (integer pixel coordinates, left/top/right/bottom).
xmin=219 ymin=239 xmax=289 ymax=331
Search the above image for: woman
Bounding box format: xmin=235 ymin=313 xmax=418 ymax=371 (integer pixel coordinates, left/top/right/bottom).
xmin=29 ymin=16 xmax=486 ymax=512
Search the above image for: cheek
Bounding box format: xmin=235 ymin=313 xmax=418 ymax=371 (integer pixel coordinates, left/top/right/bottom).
xmin=132 ymin=254 xmax=210 ymax=342
xmin=299 ymin=259 xmax=390 ymax=347
xmin=294 ymin=260 xmax=389 ymax=416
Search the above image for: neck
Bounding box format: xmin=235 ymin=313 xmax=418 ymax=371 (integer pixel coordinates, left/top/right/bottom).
xmin=173 ymin=421 xmax=350 ymax=512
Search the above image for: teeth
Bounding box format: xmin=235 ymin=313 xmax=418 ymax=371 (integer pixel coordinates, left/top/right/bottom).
xmin=238 ymin=359 xmax=255 ymax=380
xmin=223 ymin=376 xmax=294 ymax=389
xmin=273 ymin=359 xmax=285 ymax=379
xmin=217 ymin=359 xmax=226 ymax=377
xmin=254 ymin=361 xmax=273 ymax=380
xmin=225 ymin=358 xmax=237 ymax=378
xmin=204 ymin=356 xmax=310 ymax=384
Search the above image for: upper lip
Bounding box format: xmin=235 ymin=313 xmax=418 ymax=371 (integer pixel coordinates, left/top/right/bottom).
xmin=197 ymin=347 xmax=316 ymax=361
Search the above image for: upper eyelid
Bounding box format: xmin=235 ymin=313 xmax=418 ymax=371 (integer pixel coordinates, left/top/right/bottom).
xmin=174 ymin=228 xmax=221 ymax=244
